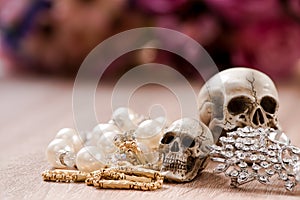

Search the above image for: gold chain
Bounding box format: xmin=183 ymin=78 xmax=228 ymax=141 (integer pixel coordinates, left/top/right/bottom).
xmin=42 ymin=166 xmax=163 ymax=191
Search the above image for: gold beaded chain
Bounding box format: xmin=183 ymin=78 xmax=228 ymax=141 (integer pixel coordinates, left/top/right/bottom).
xmin=42 ymin=166 xmax=164 ymax=191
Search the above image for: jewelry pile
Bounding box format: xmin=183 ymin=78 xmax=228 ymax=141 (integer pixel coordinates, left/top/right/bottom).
xmin=43 ymin=107 xmax=167 ymax=190
xmin=42 ymin=107 xmax=214 ymax=189
xmin=42 ymin=67 xmax=300 ymax=192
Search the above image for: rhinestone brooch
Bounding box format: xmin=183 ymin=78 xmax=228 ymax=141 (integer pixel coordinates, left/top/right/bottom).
xmin=210 ymin=126 xmax=300 ymax=191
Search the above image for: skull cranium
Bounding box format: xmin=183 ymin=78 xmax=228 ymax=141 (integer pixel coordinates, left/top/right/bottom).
xmin=159 ymin=118 xmax=213 ymax=182
xmin=198 ymin=67 xmax=280 ymax=143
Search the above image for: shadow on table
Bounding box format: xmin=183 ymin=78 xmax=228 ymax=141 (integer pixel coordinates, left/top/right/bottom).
xmin=170 ymin=171 xmax=300 ymax=196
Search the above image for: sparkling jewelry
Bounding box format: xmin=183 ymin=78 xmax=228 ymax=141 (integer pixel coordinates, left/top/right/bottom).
xmin=210 ymin=126 xmax=300 ymax=191
xmin=43 ymin=105 xmax=300 ymax=192
xmin=113 ymin=131 xmax=147 ymax=165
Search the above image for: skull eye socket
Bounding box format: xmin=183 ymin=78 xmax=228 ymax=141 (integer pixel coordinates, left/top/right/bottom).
xmin=260 ymin=96 xmax=277 ymax=114
xmin=227 ymin=96 xmax=252 ymax=115
xmin=161 ymin=132 xmax=175 ymax=144
xmin=181 ymin=136 xmax=195 ymax=148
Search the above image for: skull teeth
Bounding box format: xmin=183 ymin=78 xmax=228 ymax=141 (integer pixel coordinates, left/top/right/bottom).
xmin=162 ymin=158 xmax=187 ymax=171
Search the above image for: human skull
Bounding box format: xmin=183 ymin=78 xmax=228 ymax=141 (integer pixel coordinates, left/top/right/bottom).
xmin=198 ymin=67 xmax=280 ymax=143
xmin=159 ymin=118 xmax=214 ymax=182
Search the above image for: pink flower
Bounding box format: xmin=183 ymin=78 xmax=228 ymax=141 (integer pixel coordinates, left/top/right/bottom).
xmin=204 ymin=0 xmax=283 ymax=27
xmin=137 ymin=0 xmax=188 ymax=14
xmin=156 ymin=14 xmax=220 ymax=46
xmin=232 ymin=19 xmax=300 ymax=79
xmin=0 ymin=0 xmax=30 ymax=26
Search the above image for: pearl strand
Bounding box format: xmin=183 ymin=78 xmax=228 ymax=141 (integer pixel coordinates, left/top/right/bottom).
xmin=46 ymin=107 xmax=168 ymax=172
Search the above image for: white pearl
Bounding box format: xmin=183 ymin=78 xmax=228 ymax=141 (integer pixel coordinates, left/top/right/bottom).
xmin=135 ymin=119 xmax=164 ymax=150
xmin=294 ymin=161 xmax=300 ymax=183
xmin=96 ymin=131 xmax=119 ymax=154
xmin=137 ymin=142 xmax=160 ymax=164
xmin=46 ymin=139 xmax=76 ymax=168
xmin=86 ymin=124 xmax=120 ymax=146
xmin=76 ymin=146 xmax=107 ymax=172
xmin=93 ymin=123 xmax=120 ymax=133
xmin=55 ymin=128 xmax=76 ymax=140
xmin=112 ymin=107 xmax=143 ymax=131
xmin=108 ymin=119 xmax=115 ymax=124
xmin=71 ymin=135 xmax=84 ymax=153
xmin=55 ymin=128 xmax=83 ymax=153
xmin=154 ymin=116 xmax=169 ymax=127
xmin=85 ymin=131 xmax=102 ymax=146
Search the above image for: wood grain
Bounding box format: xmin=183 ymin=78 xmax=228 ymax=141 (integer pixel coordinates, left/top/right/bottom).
xmin=0 ymin=76 xmax=300 ymax=200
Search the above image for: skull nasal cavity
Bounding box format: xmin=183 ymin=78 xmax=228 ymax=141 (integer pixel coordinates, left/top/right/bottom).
xmin=171 ymin=141 xmax=180 ymax=152
xmin=253 ymin=108 xmax=265 ymax=126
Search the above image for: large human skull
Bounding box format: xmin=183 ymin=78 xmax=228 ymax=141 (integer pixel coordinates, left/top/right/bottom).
xmin=198 ymin=67 xmax=280 ymax=143
xmin=159 ymin=118 xmax=214 ymax=182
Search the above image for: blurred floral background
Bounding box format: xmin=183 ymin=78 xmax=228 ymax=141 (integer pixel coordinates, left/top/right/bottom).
xmin=1 ymin=0 xmax=300 ymax=81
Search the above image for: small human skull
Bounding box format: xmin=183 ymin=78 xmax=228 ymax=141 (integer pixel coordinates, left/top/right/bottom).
xmin=159 ymin=118 xmax=214 ymax=182
xmin=198 ymin=67 xmax=280 ymax=142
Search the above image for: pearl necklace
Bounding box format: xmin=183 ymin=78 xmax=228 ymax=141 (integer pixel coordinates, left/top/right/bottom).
xmin=46 ymin=107 xmax=167 ymax=172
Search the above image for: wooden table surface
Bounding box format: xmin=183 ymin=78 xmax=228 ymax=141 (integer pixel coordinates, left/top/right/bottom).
xmin=1 ymin=75 xmax=300 ymax=200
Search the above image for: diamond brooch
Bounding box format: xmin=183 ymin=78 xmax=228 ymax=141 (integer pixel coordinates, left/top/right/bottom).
xmin=210 ymin=126 xmax=300 ymax=191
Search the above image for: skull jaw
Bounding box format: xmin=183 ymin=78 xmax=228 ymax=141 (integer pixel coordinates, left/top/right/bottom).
xmin=161 ymin=153 xmax=205 ymax=182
